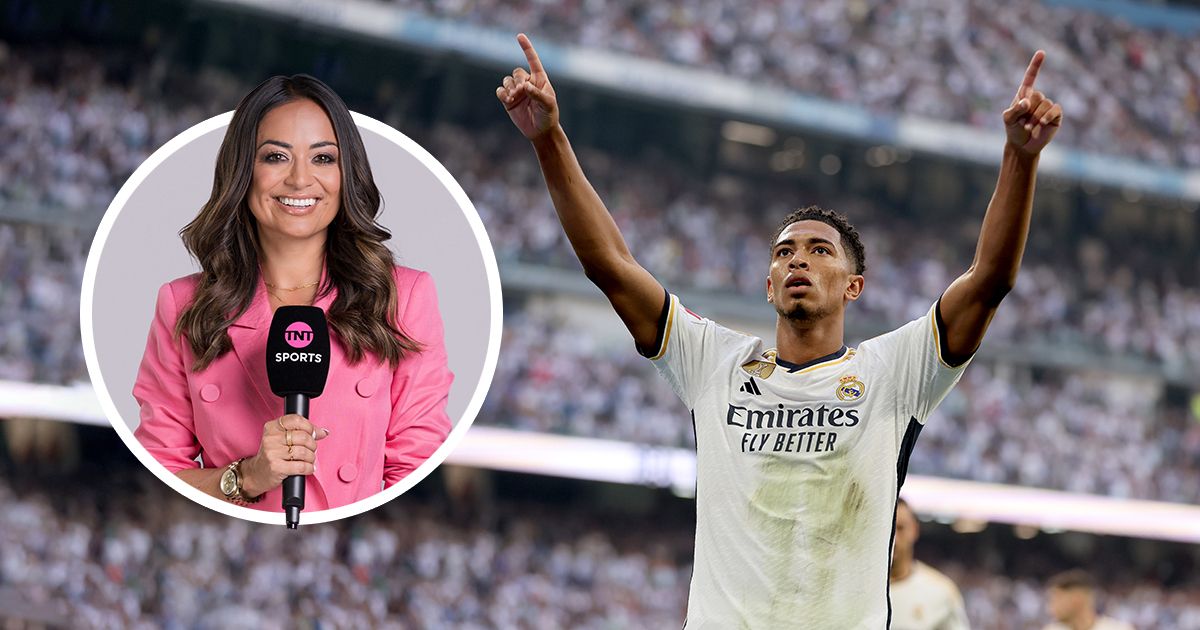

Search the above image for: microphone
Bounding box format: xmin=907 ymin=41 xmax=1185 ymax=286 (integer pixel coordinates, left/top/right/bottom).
xmin=265 ymin=305 xmax=330 ymax=529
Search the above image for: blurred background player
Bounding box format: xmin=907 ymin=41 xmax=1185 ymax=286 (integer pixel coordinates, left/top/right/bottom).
xmin=1044 ymin=570 xmax=1135 ymax=630
xmin=890 ymin=497 xmax=970 ymax=630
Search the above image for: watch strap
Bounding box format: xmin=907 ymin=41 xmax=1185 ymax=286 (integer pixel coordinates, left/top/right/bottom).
xmin=225 ymin=458 xmax=263 ymax=505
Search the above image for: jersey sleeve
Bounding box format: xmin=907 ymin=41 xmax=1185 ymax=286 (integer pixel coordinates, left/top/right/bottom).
xmin=640 ymin=292 xmax=744 ymax=409
xmin=865 ymin=300 xmax=972 ymax=425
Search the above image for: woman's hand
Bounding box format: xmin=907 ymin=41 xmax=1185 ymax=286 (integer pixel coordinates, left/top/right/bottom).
xmin=241 ymin=414 xmax=330 ymax=498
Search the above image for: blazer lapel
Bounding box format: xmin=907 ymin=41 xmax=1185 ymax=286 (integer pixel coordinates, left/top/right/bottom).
xmin=228 ymin=277 xmax=280 ymax=419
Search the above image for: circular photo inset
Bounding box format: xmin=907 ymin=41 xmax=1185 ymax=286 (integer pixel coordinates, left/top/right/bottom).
xmin=81 ymin=75 xmax=501 ymax=526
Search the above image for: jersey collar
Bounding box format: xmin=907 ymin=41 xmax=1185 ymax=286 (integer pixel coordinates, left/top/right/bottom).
xmin=774 ymin=346 xmax=849 ymax=373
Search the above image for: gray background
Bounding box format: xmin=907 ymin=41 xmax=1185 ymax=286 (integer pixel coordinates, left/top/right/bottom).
xmin=93 ymin=122 xmax=492 ymax=430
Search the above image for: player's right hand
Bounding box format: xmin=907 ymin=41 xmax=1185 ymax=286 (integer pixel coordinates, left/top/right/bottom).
xmin=497 ymin=33 xmax=558 ymax=141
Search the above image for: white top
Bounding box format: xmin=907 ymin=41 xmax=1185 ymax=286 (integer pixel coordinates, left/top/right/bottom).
xmin=890 ymin=561 xmax=970 ymax=630
xmin=648 ymin=294 xmax=970 ymax=629
xmin=1043 ymin=616 xmax=1135 ymax=630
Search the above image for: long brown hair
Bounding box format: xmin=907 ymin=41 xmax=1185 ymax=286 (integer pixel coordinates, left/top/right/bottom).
xmin=176 ymin=74 xmax=419 ymax=372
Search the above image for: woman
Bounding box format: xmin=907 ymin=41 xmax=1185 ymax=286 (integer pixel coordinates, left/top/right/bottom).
xmin=133 ymin=74 xmax=453 ymax=511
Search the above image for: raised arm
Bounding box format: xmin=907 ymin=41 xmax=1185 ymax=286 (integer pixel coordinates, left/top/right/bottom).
xmin=939 ymin=50 xmax=1063 ymax=365
xmin=496 ymin=33 xmax=665 ymax=352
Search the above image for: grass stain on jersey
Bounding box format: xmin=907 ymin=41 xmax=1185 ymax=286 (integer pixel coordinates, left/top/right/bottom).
xmin=747 ymin=456 xmax=804 ymax=628
xmin=746 ymin=456 xmax=867 ymax=627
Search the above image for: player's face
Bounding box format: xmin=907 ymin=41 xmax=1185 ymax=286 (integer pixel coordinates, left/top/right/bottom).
xmin=892 ymin=502 xmax=919 ymax=558
xmin=766 ymin=220 xmax=863 ymax=321
xmin=1047 ymin=586 xmax=1085 ymax=621
xmin=247 ymin=98 xmax=342 ymax=245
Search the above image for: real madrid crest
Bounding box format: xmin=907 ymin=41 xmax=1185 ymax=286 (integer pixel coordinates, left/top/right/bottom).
xmin=836 ymin=375 xmax=866 ymax=401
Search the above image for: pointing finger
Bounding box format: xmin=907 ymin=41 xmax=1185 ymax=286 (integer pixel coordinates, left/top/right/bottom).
xmin=518 ymin=33 xmax=546 ymax=77
xmin=1017 ymin=50 xmax=1045 ymax=98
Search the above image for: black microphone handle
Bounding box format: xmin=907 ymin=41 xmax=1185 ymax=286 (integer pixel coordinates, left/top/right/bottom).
xmin=283 ymin=393 xmax=309 ymax=529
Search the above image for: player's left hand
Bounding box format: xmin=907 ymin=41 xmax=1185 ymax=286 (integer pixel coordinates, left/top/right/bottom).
xmin=1002 ymin=50 xmax=1063 ymax=155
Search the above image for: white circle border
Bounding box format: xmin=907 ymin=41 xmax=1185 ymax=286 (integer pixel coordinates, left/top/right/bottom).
xmin=80 ymin=110 xmax=503 ymax=526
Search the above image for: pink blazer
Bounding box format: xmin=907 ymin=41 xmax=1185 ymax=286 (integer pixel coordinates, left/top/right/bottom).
xmin=133 ymin=265 xmax=454 ymax=511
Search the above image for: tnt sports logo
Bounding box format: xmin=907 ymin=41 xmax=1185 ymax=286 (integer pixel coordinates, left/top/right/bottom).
xmin=836 ymin=375 xmax=866 ymax=401
xmin=284 ymin=322 xmax=314 ymax=349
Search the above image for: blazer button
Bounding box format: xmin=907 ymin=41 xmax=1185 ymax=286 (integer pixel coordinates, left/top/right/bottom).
xmin=355 ymin=377 xmax=377 ymax=398
xmin=338 ymin=463 xmax=358 ymax=482
xmin=200 ymin=384 xmax=220 ymax=402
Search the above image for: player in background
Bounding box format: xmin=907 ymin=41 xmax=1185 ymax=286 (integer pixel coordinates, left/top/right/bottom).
xmin=1043 ymin=570 xmax=1135 ymax=630
xmin=497 ymin=33 xmax=1062 ymax=629
xmin=889 ymin=498 xmax=970 ymax=630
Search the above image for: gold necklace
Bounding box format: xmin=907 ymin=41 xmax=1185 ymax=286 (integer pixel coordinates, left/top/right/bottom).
xmin=266 ymin=286 xmax=313 ymax=306
xmin=263 ymin=279 xmax=319 ymax=291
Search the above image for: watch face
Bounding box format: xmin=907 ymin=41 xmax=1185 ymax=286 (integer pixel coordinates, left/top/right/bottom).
xmin=220 ymin=468 xmax=238 ymax=496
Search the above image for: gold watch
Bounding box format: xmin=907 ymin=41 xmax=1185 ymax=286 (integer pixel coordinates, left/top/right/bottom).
xmin=220 ymin=458 xmax=262 ymax=505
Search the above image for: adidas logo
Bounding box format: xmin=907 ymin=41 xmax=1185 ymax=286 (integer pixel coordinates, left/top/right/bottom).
xmin=739 ymin=378 xmax=762 ymax=395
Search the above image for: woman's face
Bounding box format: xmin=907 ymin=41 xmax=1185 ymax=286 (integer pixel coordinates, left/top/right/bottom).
xmin=247 ymin=98 xmax=341 ymax=244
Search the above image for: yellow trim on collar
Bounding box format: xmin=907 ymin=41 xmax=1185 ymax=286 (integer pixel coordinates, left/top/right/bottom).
xmin=768 ymin=347 xmax=857 ymax=375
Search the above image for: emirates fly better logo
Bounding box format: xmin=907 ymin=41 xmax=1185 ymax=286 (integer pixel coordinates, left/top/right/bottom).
xmin=284 ymin=322 xmax=314 ymax=348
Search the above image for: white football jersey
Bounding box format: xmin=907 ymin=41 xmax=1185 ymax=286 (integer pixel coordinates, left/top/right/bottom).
xmin=647 ymin=294 xmax=970 ymax=629
xmin=890 ymin=561 xmax=970 ymax=630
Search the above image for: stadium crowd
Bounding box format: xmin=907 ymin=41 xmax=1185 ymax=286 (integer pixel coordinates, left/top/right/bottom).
xmin=0 ymin=44 xmax=219 ymax=214
xmin=1 ymin=469 xmax=1197 ymax=629
xmin=0 ymin=222 xmax=87 ymax=384
xmin=4 ymin=40 xmax=1199 ymax=381
xmin=394 ymin=0 xmax=1200 ymax=168
xmin=3 ymin=39 xmax=1199 ymax=503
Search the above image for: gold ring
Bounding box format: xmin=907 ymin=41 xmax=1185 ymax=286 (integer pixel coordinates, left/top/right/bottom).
xmin=287 ymin=445 xmax=294 ymax=461
xmin=278 ymin=417 xmax=285 ymax=431
xmin=285 ymin=430 xmax=293 ymax=448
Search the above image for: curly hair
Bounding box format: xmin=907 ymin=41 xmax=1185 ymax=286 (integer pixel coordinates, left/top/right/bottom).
xmin=175 ymin=74 xmax=419 ymax=372
xmin=770 ymin=206 xmax=866 ymax=275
